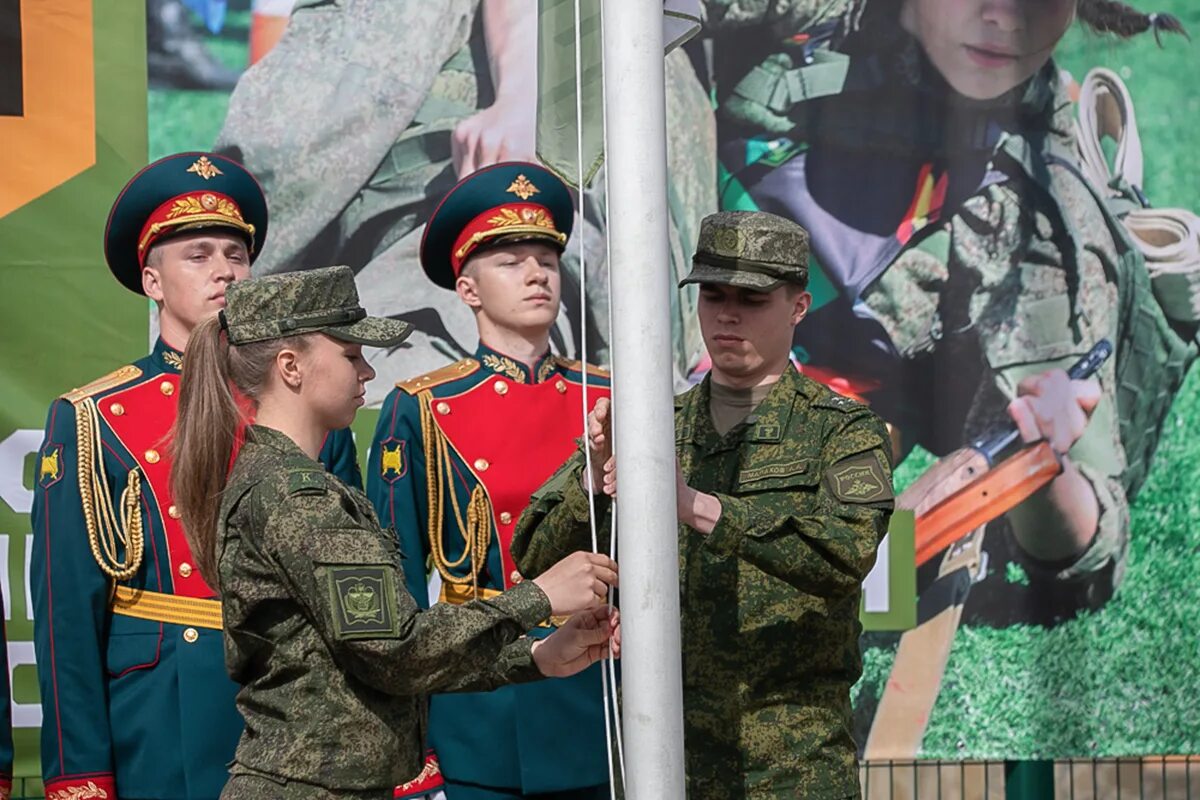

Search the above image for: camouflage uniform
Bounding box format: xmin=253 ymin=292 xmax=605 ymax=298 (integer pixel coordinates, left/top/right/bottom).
xmin=214 ymin=267 xmax=554 ymax=799
xmin=216 ymin=2 xmax=714 ymax=395
xmin=512 ymin=213 xmax=895 ymax=799
xmin=708 ymin=2 xmax=1196 ymax=617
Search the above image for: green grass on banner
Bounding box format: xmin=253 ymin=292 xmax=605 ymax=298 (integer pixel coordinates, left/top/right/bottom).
xmin=151 ymin=4 xmax=1200 ymax=759
xmin=898 ymin=6 xmax=1200 ymax=758
xmin=147 ymin=11 xmax=248 ymax=160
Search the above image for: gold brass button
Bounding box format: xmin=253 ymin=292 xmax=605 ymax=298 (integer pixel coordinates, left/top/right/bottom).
xmin=509 ymin=570 xmax=523 ymax=584
xmin=168 ymin=505 xmax=181 ymax=519
xmin=555 ymin=379 xmax=567 ymax=394
xmin=179 ymin=562 xmax=193 ymax=578
xmin=436 ymin=402 xmax=451 ymax=415
xmin=160 ymin=380 xmax=175 ymax=396
xmin=182 ymin=627 xmax=199 ymax=643
xmin=474 ymin=458 xmax=490 ymax=472
xmin=499 ymin=512 xmax=512 ymax=525
xmin=110 ymin=402 xmax=125 ymax=416
xmin=494 ymin=380 xmax=509 ymax=396
xmin=145 ymin=449 xmax=160 ymax=464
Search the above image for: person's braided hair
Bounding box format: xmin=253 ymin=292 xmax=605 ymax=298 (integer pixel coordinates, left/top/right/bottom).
xmin=1077 ymin=0 xmax=1189 ymax=46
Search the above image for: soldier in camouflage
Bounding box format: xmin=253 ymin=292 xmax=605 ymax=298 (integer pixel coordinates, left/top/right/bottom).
xmin=512 ymin=212 xmax=895 ymax=800
xmin=170 ymin=266 xmax=620 ymax=799
xmin=704 ymin=0 xmax=1195 ymax=621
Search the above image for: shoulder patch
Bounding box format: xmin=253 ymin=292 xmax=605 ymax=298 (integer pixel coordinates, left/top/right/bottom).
xmin=37 ymin=443 xmax=65 ymax=490
xmin=553 ymin=356 xmax=610 ymax=379
xmin=378 ymin=438 xmax=407 ymax=483
xmin=825 ymin=450 xmax=894 ymax=505
xmin=287 ymin=468 xmax=327 ymax=496
xmin=326 ymin=564 xmax=399 ymax=639
xmin=396 ymin=358 xmax=479 ymax=395
xmin=61 ymin=365 xmax=144 ymax=404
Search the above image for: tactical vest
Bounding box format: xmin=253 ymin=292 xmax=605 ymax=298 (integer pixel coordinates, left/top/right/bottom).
xmin=723 ymin=31 xmax=1197 ymax=500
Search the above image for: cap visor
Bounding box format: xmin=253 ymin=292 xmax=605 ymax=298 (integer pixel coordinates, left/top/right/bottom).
xmin=325 ymin=316 xmax=413 ymax=348
xmin=678 ymin=261 xmax=783 ymax=291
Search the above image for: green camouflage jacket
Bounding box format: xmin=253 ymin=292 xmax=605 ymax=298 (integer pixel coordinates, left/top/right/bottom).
xmin=512 ymin=364 xmax=893 ymax=799
xmin=217 ymin=425 xmax=551 ymax=793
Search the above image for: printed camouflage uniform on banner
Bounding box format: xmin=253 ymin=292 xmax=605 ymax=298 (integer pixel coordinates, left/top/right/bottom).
xmin=216 ymin=0 xmax=715 ymax=395
xmin=708 ymin=0 xmax=1196 ymax=618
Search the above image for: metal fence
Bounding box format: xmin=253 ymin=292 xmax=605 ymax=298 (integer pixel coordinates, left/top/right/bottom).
xmin=8 ymin=759 xmax=1198 ymax=799
xmin=860 ymin=758 xmax=1199 ymax=799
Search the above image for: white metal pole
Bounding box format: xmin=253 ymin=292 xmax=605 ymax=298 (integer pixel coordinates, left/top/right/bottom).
xmin=600 ymin=2 xmax=686 ymax=797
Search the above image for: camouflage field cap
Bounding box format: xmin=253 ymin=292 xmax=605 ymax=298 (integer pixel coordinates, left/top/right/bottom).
xmin=680 ymin=211 xmax=810 ymax=291
xmin=221 ymin=266 xmax=412 ymax=347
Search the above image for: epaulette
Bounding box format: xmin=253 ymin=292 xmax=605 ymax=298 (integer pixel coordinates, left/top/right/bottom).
xmin=60 ymin=365 xmax=144 ymax=405
xmin=553 ymin=356 xmax=610 ymax=379
xmin=287 ymin=467 xmax=327 ymax=496
xmin=811 ymin=389 xmax=866 ymax=414
xmin=396 ymin=358 xmax=479 ymax=395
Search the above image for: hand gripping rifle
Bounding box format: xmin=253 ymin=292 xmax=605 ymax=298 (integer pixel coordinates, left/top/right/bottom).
xmin=863 ymin=340 xmax=1113 ymax=759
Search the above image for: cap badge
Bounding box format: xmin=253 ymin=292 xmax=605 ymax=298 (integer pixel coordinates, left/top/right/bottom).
xmin=488 ymin=206 xmax=555 ymax=230
xmin=187 ymin=156 xmax=223 ymax=180
xmin=167 ymin=194 xmax=244 ymax=221
xmin=507 ymin=174 xmax=539 ymax=201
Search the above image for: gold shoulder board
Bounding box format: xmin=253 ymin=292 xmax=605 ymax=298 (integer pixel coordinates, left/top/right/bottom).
xmin=553 ymin=356 xmax=610 ymax=378
xmin=61 ymin=365 xmax=144 ymax=405
xmin=396 ymin=358 xmax=479 ymax=394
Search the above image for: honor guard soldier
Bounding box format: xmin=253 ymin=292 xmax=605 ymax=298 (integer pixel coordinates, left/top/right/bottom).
xmin=30 ymin=152 xmax=361 ymax=800
xmin=367 ymin=162 xmax=613 ymax=800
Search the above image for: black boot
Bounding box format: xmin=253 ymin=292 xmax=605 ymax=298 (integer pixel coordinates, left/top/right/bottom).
xmin=146 ymin=0 xmax=241 ymax=91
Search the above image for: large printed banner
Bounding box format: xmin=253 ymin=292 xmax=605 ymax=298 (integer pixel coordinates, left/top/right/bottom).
xmin=1 ymin=0 xmax=1197 ymax=791
xmin=146 ymin=0 xmax=1196 ymax=763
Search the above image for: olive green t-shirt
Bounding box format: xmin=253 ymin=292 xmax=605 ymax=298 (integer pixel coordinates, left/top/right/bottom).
xmin=709 ymin=378 xmax=775 ymax=436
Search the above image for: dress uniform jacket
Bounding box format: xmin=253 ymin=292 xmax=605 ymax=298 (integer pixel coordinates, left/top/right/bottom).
xmin=512 ymin=365 xmax=894 ymax=800
xmin=367 ymin=344 xmax=612 ymax=794
xmin=30 ymin=338 xmax=360 ymax=800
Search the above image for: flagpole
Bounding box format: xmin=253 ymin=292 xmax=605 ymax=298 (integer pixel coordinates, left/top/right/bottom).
xmin=600 ymin=1 xmax=687 ymax=797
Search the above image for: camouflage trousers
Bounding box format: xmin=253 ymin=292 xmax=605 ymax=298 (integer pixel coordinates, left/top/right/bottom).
xmin=221 ymin=771 xmax=395 ymax=800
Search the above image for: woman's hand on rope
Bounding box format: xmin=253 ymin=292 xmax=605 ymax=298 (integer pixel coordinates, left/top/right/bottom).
xmin=531 ymin=606 xmax=621 ymax=678
xmin=581 ymin=397 xmax=617 ymax=498
xmin=532 ymin=550 xmax=619 ymax=616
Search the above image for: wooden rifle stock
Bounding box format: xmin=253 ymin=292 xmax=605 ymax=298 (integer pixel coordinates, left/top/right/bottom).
xmin=902 ymin=339 xmax=1113 ymax=568
xmin=914 ymin=443 xmax=1061 ymax=566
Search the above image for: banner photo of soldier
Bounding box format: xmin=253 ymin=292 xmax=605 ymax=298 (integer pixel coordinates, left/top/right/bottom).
xmin=0 ymin=0 xmax=1167 ymax=790
xmin=147 ymin=0 xmax=1200 ymax=767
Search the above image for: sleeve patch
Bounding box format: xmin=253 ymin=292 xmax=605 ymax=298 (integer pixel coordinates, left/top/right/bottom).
xmin=825 ymin=450 xmax=893 ymax=504
xmin=378 ymin=438 xmax=407 ymax=483
xmin=38 ymin=443 xmax=65 ymax=490
xmin=326 ymin=565 xmax=399 ymax=639
xmin=288 ymin=469 xmax=327 ymax=495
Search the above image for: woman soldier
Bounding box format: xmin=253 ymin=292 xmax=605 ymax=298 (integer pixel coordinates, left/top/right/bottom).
xmin=711 ymin=0 xmax=1193 ymax=622
xmin=170 ymin=265 xmax=620 ymax=799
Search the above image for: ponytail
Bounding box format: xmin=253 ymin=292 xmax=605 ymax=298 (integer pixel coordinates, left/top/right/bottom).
xmin=171 ymin=316 xmax=313 ymax=592
xmin=1078 ymin=0 xmax=1189 ymax=46
xmin=172 ymin=314 xmax=240 ymax=591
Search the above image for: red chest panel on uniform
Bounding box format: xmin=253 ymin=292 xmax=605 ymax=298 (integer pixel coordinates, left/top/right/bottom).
xmin=433 ymin=374 xmax=610 ymax=587
xmin=98 ymin=374 xmax=212 ymax=598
